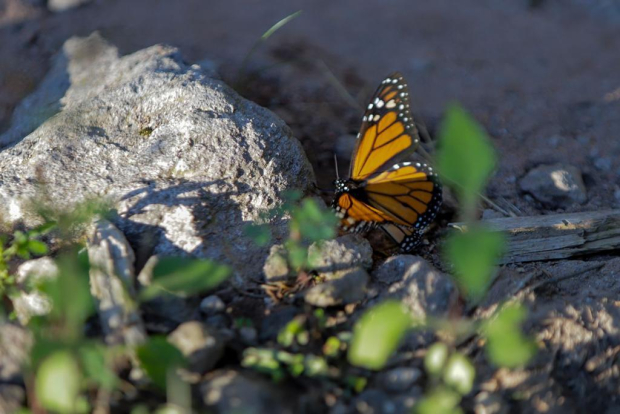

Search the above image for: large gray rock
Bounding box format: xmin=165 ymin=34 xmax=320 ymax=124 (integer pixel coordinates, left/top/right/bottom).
xmin=0 ymin=33 xmax=314 ymax=284
xmin=372 ymin=255 xmax=457 ymax=321
xmin=519 ymin=164 xmax=587 ymax=209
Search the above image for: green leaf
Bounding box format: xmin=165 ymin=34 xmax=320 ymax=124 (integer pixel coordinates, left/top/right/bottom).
xmin=136 ymin=337 xmax=185 ymax=389
xmin=39 ymin=251 xmax=94 ymax=336
xmin=277 ymin=316 xmax=305 ymax=347
xmin=36 ymin=351 xmax=85 ymax=413
xmin=237 ymin=10 xmax=303 ymax=83
xmin=79 ymin=344 xmax=117 ymax=390
xmin=483 ymin=304 xmax=537 ymax=368
xmin=436 ymin=103 xmax=496 ymax=215
xmin=140 ymin=257 xmax=231 ymax=301
xmin=244 ymin=223 xmax=272 ymax=246
xmin=443 ymin=353 xmax=475 ymax=395
xmin=304 ymin=355 xmax=329 ymax=377
xmin=444 ymin=226 xmax=505 ymax=301
xmin=130 ymin=405 xmax=151 ymax=414
xmin=27 ymin=240 xmax=48 ymax=256
xmin=241 ymin=347 xmax=285 ymax=381
xmin=424 ymin=342 xmax=449 ymax=376
xmin=290 ymin=199 xmax=338 ymax=243
xmin=348 ymin=301 xmax=413 ymax=370
xmin=28 ymin=221 xmax=57 ymax=238
xmin=416 ymin=387 xmax=463 ymax=414
xmin=323 ymin=336 xmax=341 ymax=357
xmin=13 ymin=231 xmax=27 ymax=245
xmin=285 ymin=240 xmax=307 ymax=270
xmin=346 ymin=376 xmax=368 ymax=393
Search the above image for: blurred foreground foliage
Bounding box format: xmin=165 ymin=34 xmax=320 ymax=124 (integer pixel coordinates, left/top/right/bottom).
xmin=0 ymin=200 xmax=230 ymax=413
xmin=0 ymin=97 xmax=537 ymax=414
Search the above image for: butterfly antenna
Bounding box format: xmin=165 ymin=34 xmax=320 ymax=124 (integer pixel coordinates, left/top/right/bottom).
xmin=334 ymin=153 xmax=340 ymax=180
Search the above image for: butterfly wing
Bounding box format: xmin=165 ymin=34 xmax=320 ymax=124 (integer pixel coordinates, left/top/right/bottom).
xmin=334 ymin=193 xmax=394 ymax=232
xmin=334 ymin=73 xmax=442 ymax=246
xmin=380 ymin=223 xmax=422 ymax=253
xmin=349 ymin=73 xmax=420 ymax=181
xmin=364 ymin=162 xmax=442 ymax=229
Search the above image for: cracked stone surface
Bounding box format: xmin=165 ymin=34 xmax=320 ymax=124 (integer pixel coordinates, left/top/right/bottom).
xmin=0 ymin=33 xmax=314 ymax=283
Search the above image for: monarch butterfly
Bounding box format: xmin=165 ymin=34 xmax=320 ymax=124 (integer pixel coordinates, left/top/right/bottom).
xmin=332 ymin=73 xmax=442 ymax=252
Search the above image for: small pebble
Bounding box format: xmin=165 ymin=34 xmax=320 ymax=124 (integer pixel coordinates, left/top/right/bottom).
xmin=200 ymin=295 xmax=225 ymax=315
xmin=594 ymin=157 xmax=612 ymax=171
xmin=239 ymin=326 xmax=257 ymax=344
xmin=377 ymin=367 xmax=422 ymax=393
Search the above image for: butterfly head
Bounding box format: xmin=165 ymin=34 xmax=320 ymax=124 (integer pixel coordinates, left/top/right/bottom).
xmin=333 ymin=178 xmax=349 ymax=194
xmin=333 ymin=178 xmax=364 ymax=194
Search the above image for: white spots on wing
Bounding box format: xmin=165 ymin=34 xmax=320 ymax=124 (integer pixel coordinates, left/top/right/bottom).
xmin=347 ymin=217 xmax=356 ymax=224
xmin=363 ymin=116 xmax=367 ymax=121
xmin=376 ymin=99 xmax=385 ymax=108
xmin=367 ymin=103 xmax=374 ymax=110
xmin=398 ymin=85 xmax=404 ymax=90
xmin=356 ymin=133 xmax=361 ymax=139
xmin=386 ymin=99 xmax=396 ymax=108
xmin=399 ymin=104 xmax=405 ymax=110
xmin=373 ymin=114 xmax=380 ymax=121
xmin=392 ymin=78 xmax=398 ymax=84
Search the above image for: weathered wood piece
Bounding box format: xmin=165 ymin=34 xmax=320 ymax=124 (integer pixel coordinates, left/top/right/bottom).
xmin=449 ymin=210 xmax=620 ymax=264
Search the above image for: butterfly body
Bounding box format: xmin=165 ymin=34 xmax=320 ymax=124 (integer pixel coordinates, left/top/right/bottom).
xmin=331 ymin=73 xmax=442 ymax=252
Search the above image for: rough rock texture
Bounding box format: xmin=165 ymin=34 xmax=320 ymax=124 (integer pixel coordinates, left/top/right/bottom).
xmin=375 ymin=367 xmax=422 ymax=394
xmin=304 ymin=267 xmax=369 ymax=307
xmin=307 ymin=234 xmax=373 ymax=278
xmin=351 ymin=388 xmax=420 ymax=414
xmin=88 ymin=219 xmax=147 ymax=346
xmin=372 ymin=255 xmax=458 ymax=320
xmin=167 ymin=321 xmax=224 ymax=376
xmin=13 ymin=257 xmax=58 ymax=324
xmin=0 ymin=323 xmax=32 ymax=412
xmin=201 ymin=369 xmax=299 ymax=414
xmin=0 ymin=32 xmax=314 ymax=284
xmin=262 ymin=244 xmax=290 ymax=282
xmin=48 ymin=0 xmax=92 ymax=12
xmin=475 ymin=259 xmax=620 ymax=413
xmin=136 ymin=255 xmax=197 ymax=333
xmin=200 ymin=295 xmax=226 ymax=315
xmin=303 ymin=235 xmax=373 ymax=307
xmin=519 ymin=164 xmax=587 ymax=209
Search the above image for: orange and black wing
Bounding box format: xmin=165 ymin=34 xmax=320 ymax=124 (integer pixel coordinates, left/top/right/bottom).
xmin=380 ymin=223 xmax=422 ymax=253
xmin=349 ymin=73 xmax=420 ymax=181
xmin=334 ymin=193 xmax=393 ymax=232
xmin=364 ymin=161 xmax=442 ymax=229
